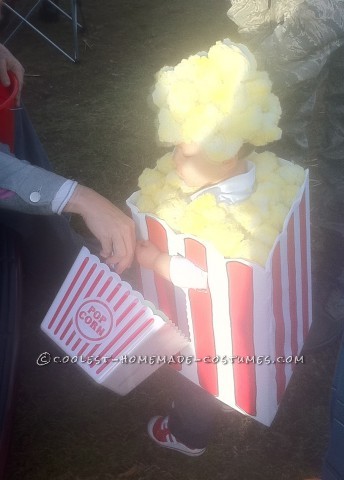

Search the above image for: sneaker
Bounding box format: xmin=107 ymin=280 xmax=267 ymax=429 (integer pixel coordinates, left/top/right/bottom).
xmin=147 ymin=416 xmax=206 ymax=457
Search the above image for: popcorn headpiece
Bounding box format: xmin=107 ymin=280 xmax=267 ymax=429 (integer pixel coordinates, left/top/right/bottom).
xmin=152 ymin=39 xmax=282 ymax=163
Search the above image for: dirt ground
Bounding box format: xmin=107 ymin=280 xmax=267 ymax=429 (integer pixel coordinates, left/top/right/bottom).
xmin=1 ymin=1 xmax=342 ymax=479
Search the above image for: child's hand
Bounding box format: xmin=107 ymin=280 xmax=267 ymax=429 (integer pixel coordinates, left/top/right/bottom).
xmin=135 ymin=240 xmax=162 ymax=270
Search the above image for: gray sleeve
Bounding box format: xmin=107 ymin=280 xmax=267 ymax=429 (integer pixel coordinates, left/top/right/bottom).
xmin=0 ymin=149 xmax=70 ymax=215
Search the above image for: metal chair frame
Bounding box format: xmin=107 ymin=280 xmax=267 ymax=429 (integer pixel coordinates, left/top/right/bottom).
xmin=2 ymin=0 xmax=83 ymax=63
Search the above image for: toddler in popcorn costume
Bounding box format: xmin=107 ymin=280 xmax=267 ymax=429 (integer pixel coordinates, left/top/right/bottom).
xmin=136 ymin=145 xmax=257 ymax=457
xmin=134 ymin=39 xmax=303 ymax=456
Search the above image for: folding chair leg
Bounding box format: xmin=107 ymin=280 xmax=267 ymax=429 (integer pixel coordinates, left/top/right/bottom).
xmin=2 ymin=0 xmax=82 ymax=63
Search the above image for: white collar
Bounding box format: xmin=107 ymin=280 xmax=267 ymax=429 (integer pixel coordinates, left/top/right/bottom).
xmin=190 ymin=160 xmax=256 ymax=204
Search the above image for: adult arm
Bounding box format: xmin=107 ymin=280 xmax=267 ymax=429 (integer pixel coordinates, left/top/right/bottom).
xmin=0 ymin=150 xmax=135 ymax=273
xmin=63 ymin=186 xmax=135 ymax=274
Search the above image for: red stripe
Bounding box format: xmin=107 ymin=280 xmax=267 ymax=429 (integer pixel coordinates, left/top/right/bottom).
xmin=97 ymin=277 xmax=113 ymax=297
xmin=113 ymin=290 xmax=130 ymax=314
xmin=72 ymin=338 xmax=82 ymax=351
xmin=60 ymin=320 xmax=73 ymax=341
xmin=146 ymin=217 xmax=181 ymax=371
xmin=287 ymin=214 xmax=298 ymax=357
xmin=299 ymin=194 xmax=310 ymax=338
xmin=95 ymin=317 xmax=154 ymax=375
xmin=85 ymin=271 xmax=105 ymax=298
xmin=115 ymin=299 xmax=139 ymax=325
xmin=106 ymin=283 xmax=121 ymax=302
xmin=185 ymin=238 xmax=218 ymax=396
xmin=227 ymin=262 xmax=256 ymax=415
xmin=54 ymin=263 xmax=97 ymax=335
xmin=78 ymin=342 xmax=90 ymax=356
xmin=48 ymin=257 xmax=89 ymax=329
xmin=272 ymin=244 xmax=286 ymax=404
xmin=66 ymin=330 xmax=76 ymax=346
xmin=88 ymin=344 xmax=101 ymax=357
xmin=91 ymin=307 xmax=147 ymax=366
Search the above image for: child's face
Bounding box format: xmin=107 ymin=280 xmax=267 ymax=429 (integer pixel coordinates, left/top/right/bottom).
xmin=173 ymin=143 xmax=238 ymax=189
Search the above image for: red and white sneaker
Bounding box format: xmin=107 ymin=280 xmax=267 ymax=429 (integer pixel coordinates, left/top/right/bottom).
xmin=147 ymin=416 xmax=206 ymax=457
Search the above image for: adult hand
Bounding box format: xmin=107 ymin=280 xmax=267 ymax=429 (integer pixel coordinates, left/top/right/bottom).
xmin=0 ymin=43 xmax=25 ymax=105
xmin=64 ymin=185 xmax=136 ymax=274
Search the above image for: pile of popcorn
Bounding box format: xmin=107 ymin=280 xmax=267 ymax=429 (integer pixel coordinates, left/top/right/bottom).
xmin=152 ymin=39 xmax=282 ymax=162
xmin=136 ymin=151 xmax=305 ymax=265
xmin=134 ymin=39 xmax=305 ymax=266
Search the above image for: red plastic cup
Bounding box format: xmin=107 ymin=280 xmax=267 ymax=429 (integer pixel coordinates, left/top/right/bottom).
xmin=0 ymin=71 xmax=19 ymax=152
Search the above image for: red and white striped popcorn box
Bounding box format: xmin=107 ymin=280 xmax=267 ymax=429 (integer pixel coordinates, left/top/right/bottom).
xmin=41 ymin=248 xmax=189 ymax=395
xmin=126 ymin=165 xmax=311 ymax=426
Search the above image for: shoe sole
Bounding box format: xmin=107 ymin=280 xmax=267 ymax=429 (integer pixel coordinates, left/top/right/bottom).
xmin=147 ymin=417 xmax=206 ymax=457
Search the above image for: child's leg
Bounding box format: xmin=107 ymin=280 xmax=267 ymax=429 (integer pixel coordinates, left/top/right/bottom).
xmin=168 ymin=375 xmax=219 ymax=449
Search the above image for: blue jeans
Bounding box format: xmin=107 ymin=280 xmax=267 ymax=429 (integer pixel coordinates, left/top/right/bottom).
xmin=168 ymin=373 xmax=219 ymax=449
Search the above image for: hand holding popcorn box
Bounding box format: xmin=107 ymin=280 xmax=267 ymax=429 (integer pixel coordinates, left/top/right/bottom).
xmin=41 ymin=248 xmax=189 ymax=395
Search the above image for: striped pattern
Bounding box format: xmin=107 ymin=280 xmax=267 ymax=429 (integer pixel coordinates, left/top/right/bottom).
xmin=127 ymin=170 xmax=311 ymax=426
xmin=41 ymin=248 xmax=188 ymax=394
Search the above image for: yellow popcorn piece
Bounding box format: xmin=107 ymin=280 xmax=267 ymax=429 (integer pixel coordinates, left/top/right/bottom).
xmin=278 ymin=163 xmax=305 ymax=186
xmin=237 ymin=238 xmax=270 ymax=265
xmin=138 ymin=168 xmax=164 ymax=192
xmin=187 ymin=193 xmax=217 ymax=213
xmin=158 ymin=108 xmax=182 ymax=144
xmin=179 ymin=210 xmax=206 ymax=236
xmin=135 ymin=150 xmax=306 ymax=264
xmin=165 ymin=170 xmax=184 ymax=189
xmin=156 ymin=198 xmax=188 ymax=231
xmin=181 ymin=104 xmax=221 ymax=144
xmin=167 ymin=80 xmax=199 ymax=120
xmin=153 ymin=185 xmax=179 ymax=205
xmin=156 ymin=152 xmax=175 ymax=174
xmin=248 ymin=240 xmax=271 ymax=266
xmin=245 ymin=72 xmax=272 ymax=103
xmin=229 ymin=201 xmax=264 ymax=233
xmin=251 ymin=223 xmax=279 ymax=248
xmin=252 ymin=151 xmax=279 ymax=181
xmin=202 ymin=205 xmax=228 ymax=223
xmin=201 ymin=223 xmax=245 ymax=257
xmin=256 ymin=181 xmax=282 ymax=206
xmin=270 ymin=203 xmax=290 ymax=230
xmin=136 ymin=193 xmax=156 ymax=214
xmin=152 ymin=39 xmax=282 ymax=160
xmin=250 ymin=189 xmax=271 ymax=215
xmin=282 ymin=184 xmax=300 ymax=208
xmin=202 ymin=135 xmax=243 ymax=163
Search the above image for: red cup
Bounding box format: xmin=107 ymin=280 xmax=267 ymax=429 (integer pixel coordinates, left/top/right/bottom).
xmin=0 ymin=71 xmax=19 ymax=152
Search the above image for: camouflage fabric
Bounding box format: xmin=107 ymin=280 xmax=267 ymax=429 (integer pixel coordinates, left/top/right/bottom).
xmin=227 ymin=0 xmax=344 ymax=90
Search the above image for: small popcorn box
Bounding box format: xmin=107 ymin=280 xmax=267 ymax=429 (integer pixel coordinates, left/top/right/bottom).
xmin=41 ymin=248 xmax=189 ymax=395
xmin=127 ymin=166 xmax=311 ymax=426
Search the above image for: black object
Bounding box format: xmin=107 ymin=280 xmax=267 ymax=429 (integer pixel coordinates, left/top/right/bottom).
xmin=322 ymin=332 xmax=344 ymax=479
xmin=0 ymin=226 xmax=22 ymax=478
